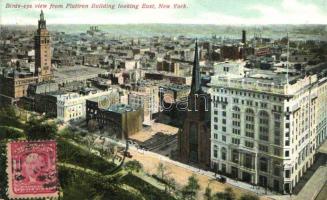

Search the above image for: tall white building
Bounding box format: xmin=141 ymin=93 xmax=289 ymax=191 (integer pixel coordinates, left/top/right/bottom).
xmin=209 ymin=61 xmax=327 ymax=193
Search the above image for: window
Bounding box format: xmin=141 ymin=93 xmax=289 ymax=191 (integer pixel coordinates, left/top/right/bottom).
xmin=232 ymin=106 xmax=240 ymax=112
xmin=259 ymin=134 xmax=269 ymax=141
xmin=285 ymin=170 xmax=290 ymax=178
xmin=246 ymin=132 xmax=254 ymax=138
xmin=232 ymin=150 xmax=239 ymax=163
xmin=274 ymin=113 xmax=281 ymax=120
xmin=246 ymin=124 xmax=254 ymax=130
xmin=274 ymin=148 xmax=281 ymax=156
xmin=214 ymin=134 xmax=218 ymax=139
xmin=214 ymin=149 xmax=218 ymax=158
xmin=232 ymin=128 xmax=240 ymax=135
xmin=274 ymin=166 xmax=280 ymax=176
xmin=222 ymin=111 xmax=226 ymax=117
xmin=213 ymin=145 xmax=218 ymax=158
xmin=259 ymin=145 xmax=268 ymax=152
xmin=222 ymin=127 xmax=226 ymax=132
xmin=245 ymin=141 xmax=254 ymax=148
xmin=246 ymin=116 xmax=254 ymax=122
xmin=222 ymin=135 xmax=226 ymax=142
xmin=232 ymin=121 xmax=240 ymax=127
xmin=232 ymin=138 xmax=240 ymax=145
xmin=214 ymin=125 xmax=218 ymax=130
xmin=221 ymin=148 xmax=226 ymax=160
xmin=244 ymin=154 xmax=253 ymax=169
xmin=232 ymin=113 xmax=240 ymax=119
xmin=285 ymin=151 xmax=290 ymax=157
xmin=260 ymin=157 xmax=268 ymax=172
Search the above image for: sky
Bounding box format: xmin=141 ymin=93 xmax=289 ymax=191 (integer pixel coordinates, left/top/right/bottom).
xmin=1 ymin=0 xmax=327 ymax=25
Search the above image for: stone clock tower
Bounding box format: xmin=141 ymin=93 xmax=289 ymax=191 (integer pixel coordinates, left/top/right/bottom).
xmin=35 ymin=10 xmax=52 ymax=81
xmin=178 ymin=40 xmax=210 ymax=168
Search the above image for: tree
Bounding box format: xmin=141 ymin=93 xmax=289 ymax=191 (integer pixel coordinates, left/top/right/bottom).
xmin=124 ymin=160 xmax=143 ymax=173
xmin=240 ymin=193 xmax=259 ymax=200
xmin=0 ymin=106 xmax=23 ymax=128
xmin=204 ymin=186 xmax=213 ymax=200
xmin=0 ymin=126 xmax=24 ymax=140
xmin=157 ymin=162 xmax=170 ymax=180
xmin=181 ymin=175 xmax=200 ymax=200
xmin=59 ymin=127 xmax=76 ymax=140
xmin=166 ymin=177 xmax=177 ymax=194
xmin=214 ymin=187 xmax=236 ymax=200
xmin=25 ymin=117 xmax=57 ymax=140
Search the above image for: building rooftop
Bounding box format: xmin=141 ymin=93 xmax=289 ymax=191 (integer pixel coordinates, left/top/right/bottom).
xmin=160 ymin=83 xmax=190 ymax=91
xmin=108 ymin=103 xmax=136 ymax=113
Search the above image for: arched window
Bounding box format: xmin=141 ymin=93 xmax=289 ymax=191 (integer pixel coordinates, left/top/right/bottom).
xmin=213 ymin=145 xmax=218 ymax=158
xmin=232 ymin=106 xmax=240 ymax=112
xmin=189 ymin=123 xmax=198 ymax=162
xmin=260 ymin=157 xmax=268 ymax=172
xmin=245 ymin=108 xmax=254 ymax=115
xmin=221 ymin=147 xmax=226 ymax=160
xmin=232 ymin=149 xmax=239 ymax=163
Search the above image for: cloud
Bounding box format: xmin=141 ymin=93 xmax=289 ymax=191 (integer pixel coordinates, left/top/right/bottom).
xmin=247 ymin=0 xmax=327 ymax=24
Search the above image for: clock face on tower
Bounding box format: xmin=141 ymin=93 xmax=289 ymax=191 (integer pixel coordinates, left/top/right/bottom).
xmin=99 ymin=96 xmax=110 ymax=108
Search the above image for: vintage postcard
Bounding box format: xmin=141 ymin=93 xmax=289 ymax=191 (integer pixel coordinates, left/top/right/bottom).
xmin=1 ymin=0 xmax=327 ymax=200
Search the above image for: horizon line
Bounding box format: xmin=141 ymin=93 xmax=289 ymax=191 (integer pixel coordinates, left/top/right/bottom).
xmin=1 ymin=23 xmax=327 ymax=26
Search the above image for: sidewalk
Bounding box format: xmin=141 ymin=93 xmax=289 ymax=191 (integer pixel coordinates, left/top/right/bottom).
xmin=96 ymin=134 xmax=275 ymax=196
xmin=139 ymin=147 xmax=274 ymax=196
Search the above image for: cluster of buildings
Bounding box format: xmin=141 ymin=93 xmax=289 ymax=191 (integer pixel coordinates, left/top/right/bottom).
xmin=1 ymin=11 xmax=327 ymax=195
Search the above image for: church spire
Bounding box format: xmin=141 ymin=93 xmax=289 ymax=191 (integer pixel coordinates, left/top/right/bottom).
xmin=190 ymin=39 xmax=201 ymax=94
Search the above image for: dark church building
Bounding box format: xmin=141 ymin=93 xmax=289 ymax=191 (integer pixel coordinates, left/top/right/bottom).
xmin=178 ymin=40 xmax=211 ymax=168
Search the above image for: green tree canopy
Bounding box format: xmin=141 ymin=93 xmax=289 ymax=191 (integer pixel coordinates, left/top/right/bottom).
xmin=0 ymin=106 xmax=23 ymax=128
xmin=214 ymin=187 xmax=236 ymax=200
xmin=25 ymin=117 xmax=57 ymax=140
xmin=181 ymin=175 xmax=200 ymax=200
xmin=240 ymin=193 xmax=260 ymax=200
xmin=124 ymin=160 xmax=143 ymax=173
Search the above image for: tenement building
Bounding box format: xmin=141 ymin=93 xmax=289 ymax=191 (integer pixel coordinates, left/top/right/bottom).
xmin=209 ymin=61 xmax=327 ymax=193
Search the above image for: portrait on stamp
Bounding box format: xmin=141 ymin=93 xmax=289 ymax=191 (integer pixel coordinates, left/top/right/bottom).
xmin=7 ymin=140 xmax=58 ymax=198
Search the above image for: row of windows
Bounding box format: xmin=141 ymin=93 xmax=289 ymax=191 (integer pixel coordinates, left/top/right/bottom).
xmin=214 ymin=89 xmax=284 ymax=102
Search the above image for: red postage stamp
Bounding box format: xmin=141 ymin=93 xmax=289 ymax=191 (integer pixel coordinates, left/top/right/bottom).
xmin=7 ymin=140 xmax=59 ymax=199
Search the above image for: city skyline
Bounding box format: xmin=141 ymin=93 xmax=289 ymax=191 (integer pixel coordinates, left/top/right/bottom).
xmin=1 ymin=0 xmax=327 ymax=25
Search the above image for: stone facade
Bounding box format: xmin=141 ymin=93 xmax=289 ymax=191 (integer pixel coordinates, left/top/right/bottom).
xmin=209 ymin=64 xmax=327 ymax=193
